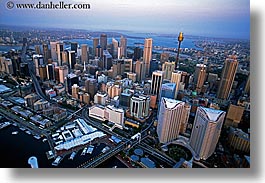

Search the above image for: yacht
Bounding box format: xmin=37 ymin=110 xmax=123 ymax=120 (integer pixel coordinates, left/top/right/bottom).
xmin=52 ymin=156 xmax=63 ymax=166
xmin=81 ymin=147 xmax=88 ymax=155
xmin=86 ymin=145 xmax=94 ymax=154
xmin=69 ymin=151 xmax=77 ymax=160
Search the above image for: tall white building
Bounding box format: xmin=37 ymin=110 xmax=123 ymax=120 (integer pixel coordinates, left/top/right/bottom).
xmin=190 ymin=107 xmax=226 ymax=160
xmin=157 ymin=97 xmax=190 ymax=143
xmin=130 ymin=95 xmax=150 ymax=119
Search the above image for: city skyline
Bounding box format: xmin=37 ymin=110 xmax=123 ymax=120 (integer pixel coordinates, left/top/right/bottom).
xmin=0 ymin=0 xmax=250 ymax=39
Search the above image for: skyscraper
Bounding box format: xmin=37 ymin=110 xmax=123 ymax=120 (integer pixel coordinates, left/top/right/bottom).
xmin=160 ymin=83 xmax=176 ymax=100
xmin=58 ymin=65 xmax=68 ymax=84
xmin=81 ymin=44 xmax=88 ymax=63
xmin=217 ymin=57 xmax=238 ymax=99
xmin=70 ymin=42 xmax=78 ymax=53
xmin=160 ymin=52 xmax=169 ymax=64
xmin=130 ymin=95 xmax=150 ymax=119
xmin=194 ymin=64 xmax=207 ymax=93
xmin=42 ymin=43 xmax=50 ymax=64
xmin=68 ymin=51 xmax=76 ymax=70
xmin=162 ymin=61 xmax=175 ymax=80
xmin=143 ymin=38 xmax=153 ymax=77
xmin=100 ymin=34 xmax=107 ymax=56
xmin=133 ymin=47 xmax=143 ymax=60
xmin=56 ymin=42 xmax=64 ymax=66
xmin=135 ymin=60 xmax=145 ymax=82
xmin=120 ymin=36 xmax=127 ymax=58
xmin=171 ymin=70 xmax=182 ymax=98
xmin=50 ymin=41 xmax=57 ymax=61
xmin=46 ymin=64 xmax=55 ymax=80
xmin=93 ymin=38 xmax=99 ymax=57
xmin=190 ymin=107 xmax=226 ymax=160
xmin=112 ymin=38 xmax=119 ymax=59
xmin=157 ymin=97 xmax=190 ymax=143
xmin=150 ymin=70 xmax=164 ymax=97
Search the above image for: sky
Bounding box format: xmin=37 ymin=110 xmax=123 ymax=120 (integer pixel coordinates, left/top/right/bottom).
xmin=0 ymin=0 xmax=250 ymax=39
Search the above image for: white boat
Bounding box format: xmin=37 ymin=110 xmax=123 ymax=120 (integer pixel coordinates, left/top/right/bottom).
xmin=52 ymin=156 xmax=63 ymax=166
xmin=69 ymin=151 xmax=77 ymax=160
xmin=25 ymin=130 xmax=31 ymax=135
xmin=34 ymin=135 xmax=41 ymax=139
xmin=101 ymin=146 xmax=110 ymax=153
xmin=86 ymin=145 xmax=94 ymax=154
xmin=12 ymin=131 xmax=18 ymax=135
xmin=42 ymin=138 xmax=47 ymax=142
xmin=81 ymin=147 xmax=88 ymax=155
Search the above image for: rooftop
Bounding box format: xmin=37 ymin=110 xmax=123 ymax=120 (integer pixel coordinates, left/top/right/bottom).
xmin=200 ymin=107 xmax=225 ymax=122
xmin=162 ymin=97 xmax=183 ymax=109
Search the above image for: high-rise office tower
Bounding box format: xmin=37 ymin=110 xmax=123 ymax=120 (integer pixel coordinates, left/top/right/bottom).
xmin=150 ymin=70 xmax=164 ymax=97
xmin=123 ymin=59 xmax=133 ymax=73
xmin=162 ymin=61 xmax=175 ymax=80
xmin=54 ymin=66 xmax=60 ymax=82
xmin=59 ymin=65 xmax=69 ymax=84
xmin=100 ymin=34 xmax=107 ymax=57
xmin=135 ymin=60 xmax=145 ymax=82
xmin=207 ymin=73 xmax=218 ymax=91
xmin=50 ymin=41 xmax=57 ymax=61
xmin=157 ymin=97 xmax=190 ymax=143
xmin=143 ymin=38 xmax=153 ymax=77
xmin=39 ymin=65 xmax=47 ymax=81
xmin=149 ymin=59 xmax=159 ymax=76
xmin=33 ymin=54 xmax=44 ymax=77
xmin=42 ymin=44 xmax=50 ymax=64
xmin=217 ymin=57 xmax=238 ymax=100
xmin=194 ymin=64 xmax=207 ymax=93
xmin=103 ymin=50 xmax=112 ymax=70
xmin=71 ymin=42 xmax=78 ymax=53
xmin=71 ymin=84 xmax=79 ymax=99
xmin=46 ymin=64 xmax=55 ymax=80
xmin=112 ymin=38 xmax=119 ymax=59
xmin=171 ymin=70 xmax=182 ymax=98
xmin=130 ymin=95 xmax=150 ymax=119
xmin=61 ymin=51 xmax=68 ymax=65
xmin=120 ymin=36 xmax=127 ymax=58
xmin=56 ymin=42 xmax=64 ymax=66
xmin=160 ymin=52 xmax=169 ymax=64
xmin=81 ymin=44 xmax=88 ymax=63
xmin=93 ymin=38 xmax=99 ymax=57
xmin=66 ymin=73 xmax=79 ymax=94
xmin=160 ymin=83 xmax=176 ymax=100
xmin=190 ymin=107 xmax=226 ymax=160
xmin=68 ymin=51 xmax=76 ymax=70
xmin=133 ymin=47 xmax=143 ymax=60
xmin=85 ymin=78 xmax=98 ymax=99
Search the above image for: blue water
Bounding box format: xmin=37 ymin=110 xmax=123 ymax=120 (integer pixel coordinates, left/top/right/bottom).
xmin=0 ymin=33 xmax=200 ymax=53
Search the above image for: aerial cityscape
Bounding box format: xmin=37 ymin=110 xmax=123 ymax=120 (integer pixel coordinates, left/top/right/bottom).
xmin=0 ymin=0 xmax=250 ymax=168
